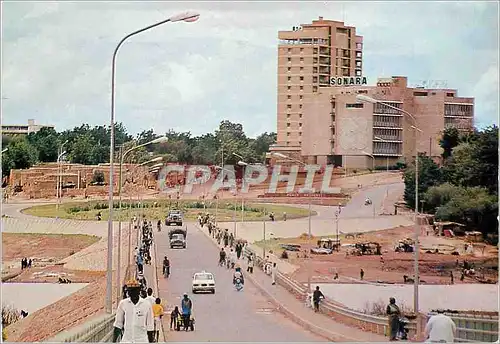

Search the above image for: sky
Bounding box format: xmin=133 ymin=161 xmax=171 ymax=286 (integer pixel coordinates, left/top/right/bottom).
xmin=1 ymin=1 xmax=499 ymax=138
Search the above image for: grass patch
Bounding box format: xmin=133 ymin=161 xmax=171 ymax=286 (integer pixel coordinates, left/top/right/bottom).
xmin=22 ymin=200 xmax=314 ymax=222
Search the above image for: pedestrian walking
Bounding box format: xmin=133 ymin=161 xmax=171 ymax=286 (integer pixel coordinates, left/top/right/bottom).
xmin=180 ymin=293 xmax=193 ymax=332
xmin=247 ymin=256 xmax=254 ymax=274
xmin=271 ymin=263 xmax=277 ymax=285
xmin=425 ymin=309 xmax=456 ymax=343
xmin=170 ymin=306 xmax=180 ymax=330
xmin=145 ymin=288 xmax=155 ymax=308
xmin=360 ymin=268 xmax=364 ymax=281
xmin=112 ymin=279 xmax=154 ymax=343
xmin=152 ymin=298 xmax=164 ymax=342
xmin=386 ymin=297 xmax=401 ymax=341
xmin=450 ymin=271 xmax=454 ymax=284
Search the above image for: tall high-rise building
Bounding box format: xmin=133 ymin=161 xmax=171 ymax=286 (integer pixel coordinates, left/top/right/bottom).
xmin=276 ymin=17 xmax=363 ymax=153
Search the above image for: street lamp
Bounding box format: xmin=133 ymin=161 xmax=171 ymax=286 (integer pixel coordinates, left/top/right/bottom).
xmin=357 ymin=94 xmax=423 ymax=335
xmin=56 ymin=149 xmax=67 ymax=212
xmin=106 ymin=12 xmax=199 ymax=314
xmin=233 ymin=153 xmax=248 ymax=224
xmin=271 ymin=152 xmax=314 ymax=293
xmin=116 ymin=137 xmax=167 ymax=305
xmin=1 ymin=148 xmax=8 ymax=154
xmin=56 ymin=140 xmax=69 ymax=212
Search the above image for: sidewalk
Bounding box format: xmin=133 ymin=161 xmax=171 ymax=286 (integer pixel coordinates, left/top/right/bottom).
xmin=197 ymin=224 xmax=388 ymax=342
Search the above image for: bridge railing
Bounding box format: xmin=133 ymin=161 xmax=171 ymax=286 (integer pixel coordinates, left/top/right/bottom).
xmin=243 ymin=246 xmax=498 ymax=343
xmin=46 ymin=313 xmax=115 ymax=343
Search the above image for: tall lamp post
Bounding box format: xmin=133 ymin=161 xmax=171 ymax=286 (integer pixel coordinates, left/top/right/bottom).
xmin=233 ymin=152 xmax=248 ymax=223
xmin=357 ymin=94 xmax=423 ymax=336
xmin=106 ymin=11 xmax=200 ymax=314
xmin=117 ymin=138 xmax=167 ymax=304
xmin=271 ymin=152 xmax=313 ymax=293
xmin=56 ymin=140 xmax=68 ymax=212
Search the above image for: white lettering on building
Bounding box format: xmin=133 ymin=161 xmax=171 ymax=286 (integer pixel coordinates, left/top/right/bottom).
xmin=330 ymin=76 xmax=368 ymax=86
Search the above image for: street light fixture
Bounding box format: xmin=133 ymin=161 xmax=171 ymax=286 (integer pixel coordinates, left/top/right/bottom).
xmin=356 ymin=94 xmax=423 ymax=335
xmin=1 ymin=148 xmax=8 ymax=154
xmin=106 ymin=12 xmax=199 ymax=314
xmin=271 ymin=152 xmax=314 ymax=293
xmin=139 ymin=156 xmax=163 ymax=166
xmin=56 ymin=140 xmax=69 ymax=212
xmin=235 ymin=157 xmax=248 ymax=224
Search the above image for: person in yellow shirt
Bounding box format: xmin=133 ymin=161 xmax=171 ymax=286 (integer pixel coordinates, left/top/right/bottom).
xmin=152 ymin=298 xmax=164 ymax=342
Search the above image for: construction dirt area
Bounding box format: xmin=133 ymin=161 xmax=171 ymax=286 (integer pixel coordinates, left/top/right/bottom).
xmin=2 ymin=233 xmax=100 ymax=282
xmin=262 ymin=226 xmax=498 ymax=285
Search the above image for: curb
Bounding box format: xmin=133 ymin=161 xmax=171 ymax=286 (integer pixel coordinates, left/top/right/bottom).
xmin=195 ymin=223 xmax=360 ymax=342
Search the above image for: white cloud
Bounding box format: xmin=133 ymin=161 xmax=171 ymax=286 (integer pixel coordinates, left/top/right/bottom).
xmin=1 ymin=1 xmax=498 ymax=138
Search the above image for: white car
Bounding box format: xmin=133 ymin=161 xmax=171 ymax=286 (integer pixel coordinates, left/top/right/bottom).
xmin=192 ymin=271 xmax=215 ymax=294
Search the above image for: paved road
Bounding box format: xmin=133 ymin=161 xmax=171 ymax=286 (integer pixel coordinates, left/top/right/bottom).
xmin=154 ymin=224 xmax=324 ymax=342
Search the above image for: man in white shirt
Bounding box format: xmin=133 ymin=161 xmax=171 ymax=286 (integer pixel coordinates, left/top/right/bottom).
xmin=145 ymin=288 xmax=155 ymax=308
xmin=113 ymin=279 xmax=154 ymax=343
xmin=424 ymin=309 xmax=456 ymax=343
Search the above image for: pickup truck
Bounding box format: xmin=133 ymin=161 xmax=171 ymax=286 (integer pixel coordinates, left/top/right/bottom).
xmin=169 ymin=228 xmax=187 ymax=249
xmin=166 ymin=210 xmax=183 ymax=226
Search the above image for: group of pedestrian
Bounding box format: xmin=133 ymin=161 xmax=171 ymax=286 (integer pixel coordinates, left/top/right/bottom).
xmin=20 ymin=257 xmax=32 ymax=270
xmin=113 ymin=281 xmax=165 ymax=343
xmin=386 ymin=297 xmax=457 ymax=342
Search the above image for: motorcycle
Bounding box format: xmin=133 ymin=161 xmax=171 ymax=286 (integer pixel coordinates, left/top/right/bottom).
xmin=397 ymin=316 xmax=410 ymax=340
xmin=364 ymin=199 xmax=372 ymax=206
xmin=234 ymin=277 xmax=244 ymax=291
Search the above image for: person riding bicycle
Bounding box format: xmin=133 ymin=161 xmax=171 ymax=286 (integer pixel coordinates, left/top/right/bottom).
xmin=233 ymin=267 xmax=244 ymax=285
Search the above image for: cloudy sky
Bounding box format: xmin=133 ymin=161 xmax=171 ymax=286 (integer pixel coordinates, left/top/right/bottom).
xmin=2 ymin=1 xmax=498 ymax=138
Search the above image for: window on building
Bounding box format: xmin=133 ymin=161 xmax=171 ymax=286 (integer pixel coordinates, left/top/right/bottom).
xmin=287 ymin=104 xmax=292 ymax=109
xmin=346 ymin=103 xmax=364 ymax=108
xmin=287 ymin=123 xmax=290 ymax=127
xmin=299 ymin=104 xmax=303 ymax=109
xmin=356 ymin=43 xmax=362 ymax=50
xmin=313 ymin=67 xmax=318 ymax=73
xmin=414 ymin=91 xmax=428 ymax=96
xmin=313 ymin=48 xmax=318 ymax=54
xmin=313 ymin=76 xmax=318 ymax=83
xmin=300 ymin=67 xmax=304 ymax=71
xmin=300 ymin=48 xmax=304 ymax=52
xmin=300 ymin=76 xmax=304 ymax=81
xmin=299 ymin=132 xmax=302 ymax=136
xmin=299 ymin=95 xmax=303 ymax=100
xmin=287 ymin=95 xmax=291 ymax=100
xmin=288 ymin=48 xmax=292 ymax=53
xmin=287 ymin=67 xmax=291 ymax=72
xmin=299 ymin=114 xmax=303 ymax=118
xmin=313 ymin=57 xmax=318 ymax=64
xmin=286 ymin=141 xmax=290 ymax=145
xmin=358 ymin=90 xmax=368 ymax=94
xmin=287 ymin=86 xmax=291 ymax=90
xmin=300 ymin=57 xmax=304 ymax=62
xmin=446 ymin=93 xmax=455 ymax=97
xmin=300 ymin=86 xmax=304 ymax=90
xmin=287 ymin=76 xmax=291 ymax=81
xmin=287 ymin=114 xmax=290 ymax=118
xmin=287 ymin=57 xmax=292 ymax=62
xmin=355 ymin=70 xmax=362 ymax=76
xmin=287 ymin=132 xmax=290 ymax=136
xmin=299 ymin=123 xmax=302 ymax=127
xmin=313 ymin=86 xmax=318 ymax=92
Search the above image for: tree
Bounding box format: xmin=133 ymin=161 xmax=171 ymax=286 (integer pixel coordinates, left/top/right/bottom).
xmin=27 ymin=127 xmax=59 ymax=162
xmin=3 ymin=137 xmax=38 ymax=174
xmin=439 ymin=127 xmax=460 ymax=161
xmin=69 ymin=133 xmax=94 ymax=165
xmin=215 ymin=120 xmax=250 ymax=165
xmin=403 ymin=154 xmax=442 ymax=209
xmin=137 ymin=129 xmax=161 ymax=150
xmin=250 ymin=132 xmax=277 ymax=162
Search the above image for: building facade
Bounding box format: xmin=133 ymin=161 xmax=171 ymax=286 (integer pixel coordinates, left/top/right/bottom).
xmin=1 ymin=119 xmax=55 ymax=135
xmin=272 ymin=76 xmax=474 ymax=169
xmin=276 ymin=17 xmax=363 ymax=150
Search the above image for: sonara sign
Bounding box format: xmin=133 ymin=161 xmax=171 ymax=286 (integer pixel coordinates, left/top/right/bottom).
xmin=330 ymin=76 xmax=368 ymax=86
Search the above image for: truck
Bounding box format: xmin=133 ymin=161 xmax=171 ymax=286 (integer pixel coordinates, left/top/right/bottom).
xmin=169 ymin=228 xmax=187 ymax=249
xmin=166 ymin=210 xmax=183 ymax=226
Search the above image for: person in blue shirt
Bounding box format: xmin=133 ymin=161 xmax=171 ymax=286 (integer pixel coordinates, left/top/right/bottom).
xmin=180 ymin=293 xmax=193 ymax=331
